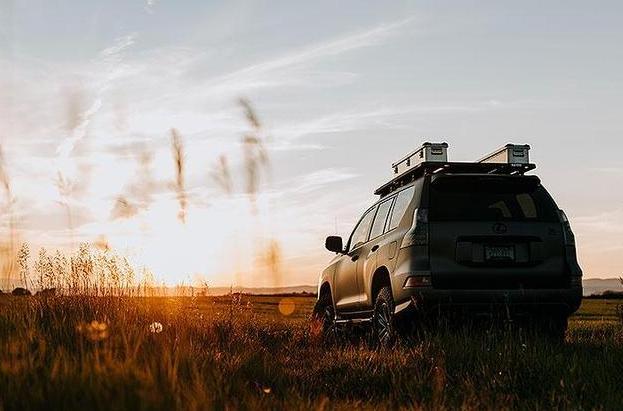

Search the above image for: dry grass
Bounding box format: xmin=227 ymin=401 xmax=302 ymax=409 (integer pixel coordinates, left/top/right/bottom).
xmin=210 ymin=155 xmax=233 ymax=196
xmin=239 ymin=98 xmax=269 ymax=206
xmin=0 ymin=295 xmax=621 ymax=410
xmin=170 ymin=128 xmax=187 ymax=224
xmin=16 ymin=242 xmax=143 ymax=297
xmin=0 ymin=145 xmax=18 ymax=289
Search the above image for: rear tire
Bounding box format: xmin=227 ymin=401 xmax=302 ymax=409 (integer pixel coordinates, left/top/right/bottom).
xmin=531 ymin=313 xmax=568 ymax=343
xmin=373 ymin=286 xmax=397 ymax=347
xmin=542 ymin=314 xmax=568 ymax=343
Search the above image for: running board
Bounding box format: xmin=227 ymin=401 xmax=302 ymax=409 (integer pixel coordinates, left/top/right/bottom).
xmin=334 ymin=317 xmax=372 ymax=325
xmin=335 ymin=304 xmax=411 ymax=323
xmin=394 ymin=299 xmax=413 ymax=314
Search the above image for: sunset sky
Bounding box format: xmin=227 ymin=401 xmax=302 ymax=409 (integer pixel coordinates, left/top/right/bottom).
xmin=1 ymin=1 xmax=622 ymax=286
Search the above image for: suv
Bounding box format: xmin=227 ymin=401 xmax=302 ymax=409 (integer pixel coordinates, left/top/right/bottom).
xmin=313 ymin=145 xmax=582 ymax=344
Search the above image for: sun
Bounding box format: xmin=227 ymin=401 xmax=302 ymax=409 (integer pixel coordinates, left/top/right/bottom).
xmin=102 ymin=194 xmax=274 ymax=286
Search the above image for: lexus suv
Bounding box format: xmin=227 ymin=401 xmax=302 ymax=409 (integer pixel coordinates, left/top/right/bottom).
xmin=313 ymin=146 xmax=582 ymax=344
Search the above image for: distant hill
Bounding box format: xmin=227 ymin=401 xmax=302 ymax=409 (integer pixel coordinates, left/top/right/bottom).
xmin=205 ymin=285 xmax=317 ymax=296
xmin=583 ymin=278 xmax=622 ymax=296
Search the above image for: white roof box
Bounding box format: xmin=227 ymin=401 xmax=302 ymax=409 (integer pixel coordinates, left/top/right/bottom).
xmin=392 ymin=142 xmax=448 ymax=175
xmin=478 ymin=144 xmax=530 ymax=165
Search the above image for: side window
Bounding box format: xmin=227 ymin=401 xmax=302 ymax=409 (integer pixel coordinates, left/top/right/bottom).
xmin=388 ymin=186 xmax=415 ymax=230
xmin=369 ymin=198 xmax=394 ymax=240
xmin=349 ymin=207 xmax=377 ymax=251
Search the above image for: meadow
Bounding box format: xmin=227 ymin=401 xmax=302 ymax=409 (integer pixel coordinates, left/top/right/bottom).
xmin=0 ymin=294 xmax=621 ymax=410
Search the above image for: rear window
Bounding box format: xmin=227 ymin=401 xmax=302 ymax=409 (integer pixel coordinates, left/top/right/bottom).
xmin=429 ymin=176 xmax=559 ymax=222
xmin=388 ymin=186 xmax=415 ymax=230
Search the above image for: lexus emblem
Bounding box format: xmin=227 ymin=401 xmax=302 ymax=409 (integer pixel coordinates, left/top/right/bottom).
xmin=492 ymin=223 xmax=507 ymax=234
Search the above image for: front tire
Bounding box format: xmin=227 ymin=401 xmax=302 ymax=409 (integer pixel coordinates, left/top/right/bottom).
xmin=373 ymin=286 xmax=397 ymax=347
xmin=312 ymin=293 xmax=337 ymax=342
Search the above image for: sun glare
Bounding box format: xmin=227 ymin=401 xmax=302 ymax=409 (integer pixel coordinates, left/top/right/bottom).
xmin=101 ymin=192 xmax=280 ymax=286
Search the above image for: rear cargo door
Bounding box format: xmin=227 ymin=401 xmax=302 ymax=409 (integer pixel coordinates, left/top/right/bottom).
xmin=428 ymin=175 xmax=566 ymax=290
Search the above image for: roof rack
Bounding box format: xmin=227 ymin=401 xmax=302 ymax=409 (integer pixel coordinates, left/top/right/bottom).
xmin=374 ymin=143 xmax=535 ymax=197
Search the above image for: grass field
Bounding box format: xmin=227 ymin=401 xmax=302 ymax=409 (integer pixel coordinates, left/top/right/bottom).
xmin=0 ymin=294 xmax=622 ymax=410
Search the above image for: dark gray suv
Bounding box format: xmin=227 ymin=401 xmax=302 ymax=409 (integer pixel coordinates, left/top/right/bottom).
xmin=313 ymin=146 xmax=582 ymax=344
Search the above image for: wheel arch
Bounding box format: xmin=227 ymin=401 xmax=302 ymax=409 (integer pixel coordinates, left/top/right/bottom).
xmin=318 ymin=281 xmax=332 ymax=302
xmin=370 ymin=266 xmax=392 ymax=303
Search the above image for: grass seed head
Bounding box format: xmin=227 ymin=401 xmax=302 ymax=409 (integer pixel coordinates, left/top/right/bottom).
xmin=170 ymin=128 xmax=187 ymax=223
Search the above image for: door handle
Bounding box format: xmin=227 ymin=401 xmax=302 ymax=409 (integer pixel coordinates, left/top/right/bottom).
xmin=351 ymin=255 xmax=359 ymax=262
xmin=371 ymin=245 xmax=379 ymax=252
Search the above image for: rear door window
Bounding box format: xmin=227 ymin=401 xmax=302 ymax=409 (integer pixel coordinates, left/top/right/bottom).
xmin=388 ymin=186 xmax=415 ymax=230
xmin=429 ymin=177 xmax=558 ymax=222
xmin=369 ymin=198 xmax=394 ymax=240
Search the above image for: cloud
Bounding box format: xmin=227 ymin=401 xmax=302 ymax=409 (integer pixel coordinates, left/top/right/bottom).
xmin=145 ymin=0 xmax=157 ymax=14
xmin=3 ymin=19 xmax=413 ymax=157
xmin=202 ymin=18 xmax=413 ymax=95
xmin=56 ymin=34 xmax=137 ymax=163
xmin=590 ymin=167 xmax=623 ymax=174
xmin=272 ymin=103 xmax=485 ymax=141
xmin=229 ymin=18 xmax=411 ymax=74
xmin=287 ymin=168 xmax=360 ymax=194
xmin=574 ymin=208 xmax=623 ymax=234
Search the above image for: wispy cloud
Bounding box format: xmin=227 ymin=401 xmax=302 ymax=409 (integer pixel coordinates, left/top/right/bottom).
xmin=287 ymin=168 xmax=360 ymax=194
xmin=272 ymin=103 xmax=485 ymax=141
xmin=145 ymin=0 xmax=157 ymax=14
xmin=56 ymin=33 xmax=137 ymax=162
xmin=204 ymin=18 xmax=414 ymax=94
xmin=590 ymin=167 xmax=623 ymax=174
xmin=228 ymin=18 xmax=411 ymax=76
xmin=574 ymin=208 xmax=623 ymax=234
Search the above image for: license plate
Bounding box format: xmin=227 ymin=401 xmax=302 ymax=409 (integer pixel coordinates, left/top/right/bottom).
xmin=485 ymin=245 xmax=515 ymax=261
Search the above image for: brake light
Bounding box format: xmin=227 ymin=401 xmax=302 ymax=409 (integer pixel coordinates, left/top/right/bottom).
xmin=401 ymin=208 xmax=429 ymax=248
xmin=558 ymin=209 xmax=575 ymax=246
xmin=558 ymin=208 xmax=583 ymax=279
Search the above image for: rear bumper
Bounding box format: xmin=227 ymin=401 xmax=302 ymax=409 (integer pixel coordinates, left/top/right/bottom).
xmin=398 ymin=286 xmax=582 ymax=316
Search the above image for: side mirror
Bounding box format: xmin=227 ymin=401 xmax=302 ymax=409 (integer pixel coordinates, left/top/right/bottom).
xmin=325 ymin=236 xmax=344 ymax=253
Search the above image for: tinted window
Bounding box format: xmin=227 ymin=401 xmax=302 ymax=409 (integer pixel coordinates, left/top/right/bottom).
xmin=429 ymin=177 xmax=558 ymax=222
xmin=349 ymin=207 xmax=376 ymax=250
xmin=369 ymin=198 xmax=393 ymax=240
xmin=388 ymin=186 xmax=415 ymax=230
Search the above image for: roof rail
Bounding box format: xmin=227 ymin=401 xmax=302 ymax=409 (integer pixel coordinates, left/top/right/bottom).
xmin=374 ymin=143 xmax=535 ymax=197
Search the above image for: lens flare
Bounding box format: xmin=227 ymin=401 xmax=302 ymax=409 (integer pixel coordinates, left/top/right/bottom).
xmin=278 ymin=298 xmax=295 ymax=316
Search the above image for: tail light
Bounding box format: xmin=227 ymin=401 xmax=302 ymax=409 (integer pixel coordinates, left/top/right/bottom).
xmin=559 ymin=209 xmax=583 ymax=282
xmin=401 ymin=208 xmax=429 ymax=248
xmin=558 ymin=209 xmax=575 ymax=246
